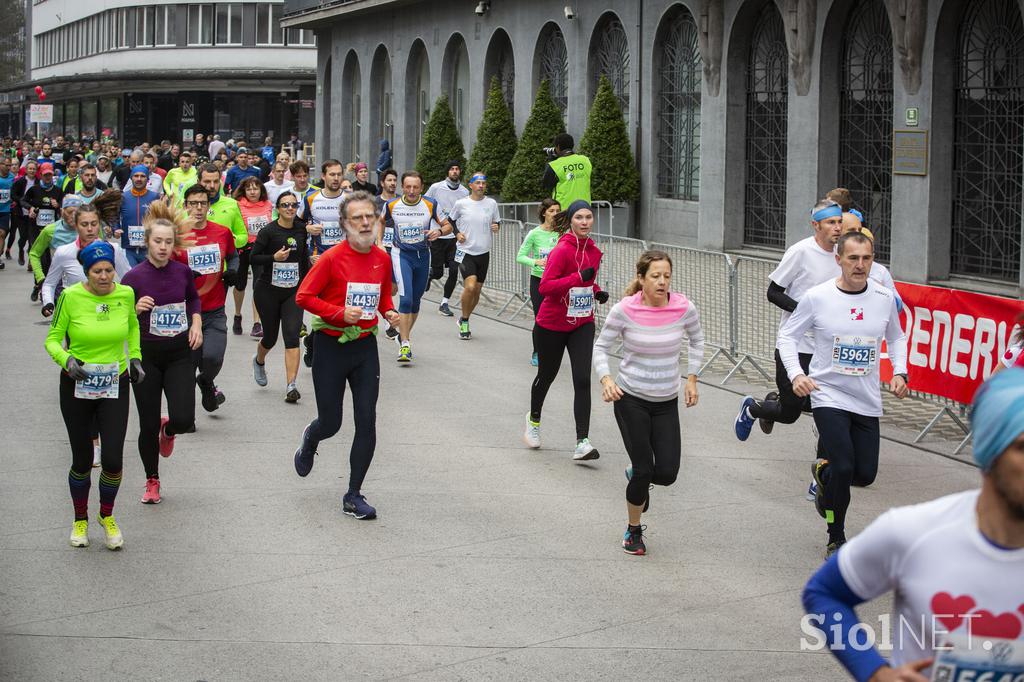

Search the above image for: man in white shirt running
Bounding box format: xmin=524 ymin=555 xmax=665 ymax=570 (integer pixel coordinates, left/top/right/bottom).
xmin=448 ymin=172 xmax=500 ymax=340
xmin=802 ymin=368 xmax=1024 ymax=681
xmin=778 ymin=231 xmax=908 ymax=558
xmin=264 ymin=163 xmax=294 ymax=205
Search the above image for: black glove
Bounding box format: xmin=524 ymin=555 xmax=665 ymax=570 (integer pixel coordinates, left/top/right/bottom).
xmin=41 ymin=302 xmax=54 ymax=317
xmin=65 ymin=356 xmax=89 ymax=381
xmin=580 ymin=267 xmax=595 ymax=282
xmin=191 ymin=270 xmax=203 ymax=280
xmin=129 ymin=358 xmax=146 ymax=385
xmin=595 ymin=290 xmax=609 ymax=304
xmin=221 ymin=269 xmax=239 ymax=287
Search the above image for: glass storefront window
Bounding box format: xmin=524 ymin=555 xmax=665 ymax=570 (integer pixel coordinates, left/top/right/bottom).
xmin=64 ymin=101 xmax=79 ymax=140
xmin=100 ymin=97 xmax=119 ymax=141
xmin=81 ymin=100 xmax=98 ymax=140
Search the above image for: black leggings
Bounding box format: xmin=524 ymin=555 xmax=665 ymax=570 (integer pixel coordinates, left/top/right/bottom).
xmin=429 ymin=238 xmax=458 ymax=299
xmin=308 ymin=332 xmax=380 ymax=494
xmin=529 ymin=276 xmax=542 ymax=353
xmin=812 ymin=407 xmax=880 ymax=542
xmin=60 ymin=372 xmax=130 ymax=475
xmin=530 ymin=322 xmax=594 ymax=440
xmin=615 ymin=393 xmax=681 ymax=506
xmin=254 ymin=281 xmax=302 ymax=350
xmin=133 ymin=339 xmax=196 ymax=478
xmin=8 ymin=214 xmax=30 ymax=251
xmin=748 ymin=350 xmax=812 ymax=424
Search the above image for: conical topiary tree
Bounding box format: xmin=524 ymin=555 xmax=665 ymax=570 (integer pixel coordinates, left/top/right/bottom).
xmin=467 ymin=76 xmax=518 ymax=197
xmin=579 ymin=75 xmax=640 ymax=203
xmin=501 ymin=80 xmax=566 ymax=202
xmin=414 ymin=95 xmax=467 ymax=187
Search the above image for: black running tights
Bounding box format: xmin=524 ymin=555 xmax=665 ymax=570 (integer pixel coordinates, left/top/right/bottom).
xmin=133 ymin=340 xmax=196 ymax=478
xmin=615 ymin=393 xmax=681 ymax=506
xmin=812 ymin=407 xmax=880 ymax=542
xmin=530 ymin=322 xmax=594 ymax=440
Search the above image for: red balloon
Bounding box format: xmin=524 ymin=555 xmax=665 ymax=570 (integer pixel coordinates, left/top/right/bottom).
xmin=38 ymin=93 xmax=46 ymax=101
xmin=34 ymin=85 xmax=42 ymax=94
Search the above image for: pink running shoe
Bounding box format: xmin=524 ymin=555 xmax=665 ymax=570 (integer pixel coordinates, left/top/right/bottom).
xmin=159 ymin=417 xmax=175 ymax=457
xmin=141 ymin=477 xmax=161 ymax=504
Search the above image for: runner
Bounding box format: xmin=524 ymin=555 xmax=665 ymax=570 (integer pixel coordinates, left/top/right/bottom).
xmin=120 ymin=202 xmax=202 ymax=505
xmin=593 ymin=250 xmax=704 ymax=555
xmin=424 ymin=161 xmax=469 ymax=317
xmin=287 ymin=160 xmax=317 ymax=220
xmin=44 ymin=240 xmax=145 ymax=550
xmin=516 ymin=198 xmax=561 ymax=365
xmin=264 ymin=163 xmax=294 ymax=206
xmin=41 ymin=203 xmax=131 ymax=315
xmin=22 ymin=163 xmax=64 ymax=267
xmin=162 ymin=151 xmax=197 ymax=201
xmin=802 ymin=368 xmax=1024 ymax=680
xmin=249 ymin=191 xmax=309 ymax=402
xmin=0 ymin=156 xmax=13 ymax=271
xmin=779 ymin=231 xmax=908 ymax=558
xmin=234 ymin=176 xmax=274 ymax=337
xmin=303 ymin=159 xmax=346 ymax=257
xmin=28 ymin=194 xmax=81 ymax=289
xmin=292 ymin=190 xmax=399 ymax=519
xmin=142 ymin=152 xmax=165 ymax=197
xmin=448 ymin=172 xmax=500 ymax=340
xmin=76 ymin=163 xmax=105 ymax=203
xmin=174 ymin=184 xmax=240 ymax=413
xmin=116 ymin=165 xmax=161 ymax=267
xmin=223 ymin=148 xmax=261 ymax=194
xmin=8 ymin=159 xmax=36 ymax=267
xmin=523 ymin=200 xmax=609 ymax=460
xmin=383 ymin=171 xmax=448 ymax=362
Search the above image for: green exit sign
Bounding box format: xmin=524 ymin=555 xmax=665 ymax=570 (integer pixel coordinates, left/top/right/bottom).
xmin=905 ymin=107 xmax=919 ymax=127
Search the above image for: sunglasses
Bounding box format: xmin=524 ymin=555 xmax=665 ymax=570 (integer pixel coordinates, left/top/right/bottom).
xmin=278 ymin=202 xmax=299 ymax=209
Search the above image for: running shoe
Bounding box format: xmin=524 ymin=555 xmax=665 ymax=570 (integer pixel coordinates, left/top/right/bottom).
xmin=398 ymin=343 xmax=412 ymax=363
xmin=299 ymin=323 xmax=308 ymax=337
xmin=734 ymin=396 xmax=756 ymax=442
xmin=199 ymin=379 xmax=219 ymax=412
xmin=531 ymin=352 xmax=538 ymax=367
xmin=623 ymin=468 xmax=651 ymax=512
xmin=141 ymin=477 xmax=161 ymax=504
xmin=293 ymin=423 xmax=318 ymax=477
xmin=250 ymin=322 xmax=263 ymax=338
xmin=343 ymin=492 xmax=377 ymax=520
xmin=285 ymin=383 xmax=300 ymax=403
xmin=385 ymin=324 xmax=399 ymax=341
xmin=438 ymin=302 xmax=453 ymax=317
xmin=758 ymin=391 xmax=778 ymax=434
xmin=523 ymin=413 xmax=541 ymax=449
xmin=806 ymin=480 xmax=818 ymax=502
xmin=303 ymin=335 xmax=314 ymax=368
xmin=30 ymin=282 xmax=40 ymax=302
xmin=812 ymin=459 xmax=829 ymax=520
xmin=96 ymin=515 xmax=124 ymax=550
xmin=0 ymin=260 xmax=5 ymax=270
xmin=214 ymin=388 xmax=226 ymax=406
xmin=93 ymin=442 xmax=101 ymax=468
xmin=825 ymin=538 xmax=846 ymax=560
xmin=232 ymin=315 xmax=243 ymax=335
xmin=18 ymin=249 xmax=25 ymax=266
xmin=622 ymin=525 xmax=646 ymax=555
xmin=252 ymin=356 xmax=268 ymax=387
xmin=458 ymin=318 xmax=471 ymax=340
xmin=69 ymin=520 xmax=89 ymax=547
xmin=158 ymin=417 xmax=175 ymax=457
xmin=572 ymin=438 xmax=600 ymax=461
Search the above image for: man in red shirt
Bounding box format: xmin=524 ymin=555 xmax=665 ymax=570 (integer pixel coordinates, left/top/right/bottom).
xmin=293 ymin=190 xmax=399 ymax=520
xmin=174 ymin=184 xmax=239 ymax=412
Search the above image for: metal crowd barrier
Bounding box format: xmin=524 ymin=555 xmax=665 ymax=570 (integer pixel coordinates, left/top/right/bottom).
xmin=498 ymin=201 xmax=615 ymax=237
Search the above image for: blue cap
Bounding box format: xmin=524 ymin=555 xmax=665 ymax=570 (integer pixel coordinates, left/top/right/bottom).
xmin=971 ymin=368 xmax=1024 ymax=471
xmin=131 ymin=164 xmax=149 ymax=177
xmin=78 ymin=240 xmax=116 ymax=272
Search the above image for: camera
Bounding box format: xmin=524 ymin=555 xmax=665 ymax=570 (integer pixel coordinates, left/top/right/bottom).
xmin=564 ymin=5 xmax=575 ymax=20
xmin=475 ymin=1 xmax=489 ymax=16
xmin=543 ymin=146 xmax=556 ymax=160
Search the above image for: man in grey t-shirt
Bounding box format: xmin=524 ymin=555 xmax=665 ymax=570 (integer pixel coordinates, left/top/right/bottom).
xmin=449 ymin=172 xmax=500 ymax=340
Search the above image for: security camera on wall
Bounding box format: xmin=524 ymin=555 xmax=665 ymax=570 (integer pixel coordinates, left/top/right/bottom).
xmin=564 ymin=5 xmax=575 ymax=20
xmin=475 ymin=1 xmax=489 ymax=16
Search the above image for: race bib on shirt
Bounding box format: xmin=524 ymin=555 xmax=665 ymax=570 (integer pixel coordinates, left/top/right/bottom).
xmin=346 ymin=282 xmax=381 ymax=320
xmin=271 ymin=261 xmax=299 ymax=288
xmin=187 ymin=243 xmax=221 ymax=275
xmin=567 ymin=286 xmax=594 ymax=318
xmin=931 ymin=634 xmax=1024 ymax=681
xmin=37 ymin=208 xmax=55 ymax=226
xmin=382 ymin=226 xmax=394 ymax=248
xmin=831 ymin=335 xmax=877 ymax=376
xmin=454 ymin=246 xmax=466 ymax=263
xmin=538 ymin=247 xmax=552 ymax=259
xmin=321 ymin=221 xmax=342 ymax=246
xmin=0 ymin=189 xmax=10 ymax=203
xmin=52 ymin=152 xmax=64 ymax=163
xmin=127 ymin=225 xmax=145 ymax=248
xmin=398 ymin=224 xmax=424 ymax=244
xmin=74 ymin=362 xmax=119 ymax=400
xmin=246 ymin=215 xmax=269 ymax=236
xmin=150 ymin=302 xmax=187 ymax=337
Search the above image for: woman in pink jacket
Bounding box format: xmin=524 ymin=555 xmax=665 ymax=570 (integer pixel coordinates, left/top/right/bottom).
xmin=523 ymin=200 xmax=608 ymax=460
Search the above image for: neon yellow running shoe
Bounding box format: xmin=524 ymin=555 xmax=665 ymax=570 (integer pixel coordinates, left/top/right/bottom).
xmin=97 ymin=515 xmax=124 ymax=550
xmin=69 ymin=520 xmax=89 ymax=548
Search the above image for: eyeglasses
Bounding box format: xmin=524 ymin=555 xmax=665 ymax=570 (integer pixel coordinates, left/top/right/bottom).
xmin=278 ymin=203 xmax=299 ymax=209
xmin=185 ymin=201 xmax=209 ymax=208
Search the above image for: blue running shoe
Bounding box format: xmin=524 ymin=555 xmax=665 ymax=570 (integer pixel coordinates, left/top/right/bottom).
xmin=531 ymin=352 xmax=538 ymax=367
xmin=734 ymin=396 xmax=756 ymax=441
xmin=293 ymin=423 xmax=318 ymax=477
xmin=343 ymin=492 xmax=377 ymax=519
xmin=622 ymin=524 xmax=646 ymax=555
xmin=806 ymin=480 xmax=818 ymax=501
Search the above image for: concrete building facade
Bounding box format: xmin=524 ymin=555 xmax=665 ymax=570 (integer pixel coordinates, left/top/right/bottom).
xmin=284 ymin=0 xmax=1024 ymax=295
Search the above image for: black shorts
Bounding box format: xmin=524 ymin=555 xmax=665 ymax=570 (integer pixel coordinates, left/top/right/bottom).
xmin=459 ymin=252 xmax=490 ymax=283
xmin=0 ymin=214 xmax=9 ymax=231
xmin=429 ymin=238 xmax=457 ymax=277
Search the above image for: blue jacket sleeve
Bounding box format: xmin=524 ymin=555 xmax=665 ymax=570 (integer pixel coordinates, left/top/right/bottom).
xmin=802 ymin=555 xmax=889 ymax=682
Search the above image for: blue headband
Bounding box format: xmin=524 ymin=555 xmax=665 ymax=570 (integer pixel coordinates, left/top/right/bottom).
xmin=131 ymin=164 xmax=149 ymax=177
xmin=470 ymin=174 xmax=487 ymax=183
xmin=566 ymin=200 xmax=592 ymax=223
xmin=79 ymin=240 xmax=115 ymax=272
xmin=971 ymin=368 xmax=1024 ymax=470
xmin=812 ymin=204 xmax=842 ymax=222
xmin=849 ymin=208 xmax=864 ymax=221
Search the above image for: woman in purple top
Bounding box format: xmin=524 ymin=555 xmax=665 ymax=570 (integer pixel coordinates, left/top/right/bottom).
xmin=120 ymin=202 xmax=202 ymax=505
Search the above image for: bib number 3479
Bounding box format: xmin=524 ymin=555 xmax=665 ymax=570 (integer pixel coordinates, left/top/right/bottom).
xmin=74 ymin=363 xmax=120 ymax=400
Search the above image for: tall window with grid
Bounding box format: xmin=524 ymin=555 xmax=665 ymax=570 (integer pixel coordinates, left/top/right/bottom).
xmin=656 ymin=7 xmax=702 ymax=201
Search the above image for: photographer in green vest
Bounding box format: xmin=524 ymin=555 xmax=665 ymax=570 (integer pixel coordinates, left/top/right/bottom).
xmin=542 ymin=133 xmax=592 ymax=208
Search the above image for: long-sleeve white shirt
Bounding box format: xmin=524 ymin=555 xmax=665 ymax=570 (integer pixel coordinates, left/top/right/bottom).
xmin=777 ymin=278 xmax=907 ymax=417
xmin=42 ymin=240 xmax=131 ymax=306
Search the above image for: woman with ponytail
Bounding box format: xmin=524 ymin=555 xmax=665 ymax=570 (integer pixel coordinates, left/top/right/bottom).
xmin=593 ymin=251 xmax=705 ymax=555
xmin=120 ymin=200 xmax=201 ymax=505
xmin=522 ymin=200 xmax=608 ymax=461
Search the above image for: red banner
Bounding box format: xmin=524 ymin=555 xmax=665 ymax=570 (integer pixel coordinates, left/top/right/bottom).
xmin=880 ymin=282 xmax=1024 ymax=404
